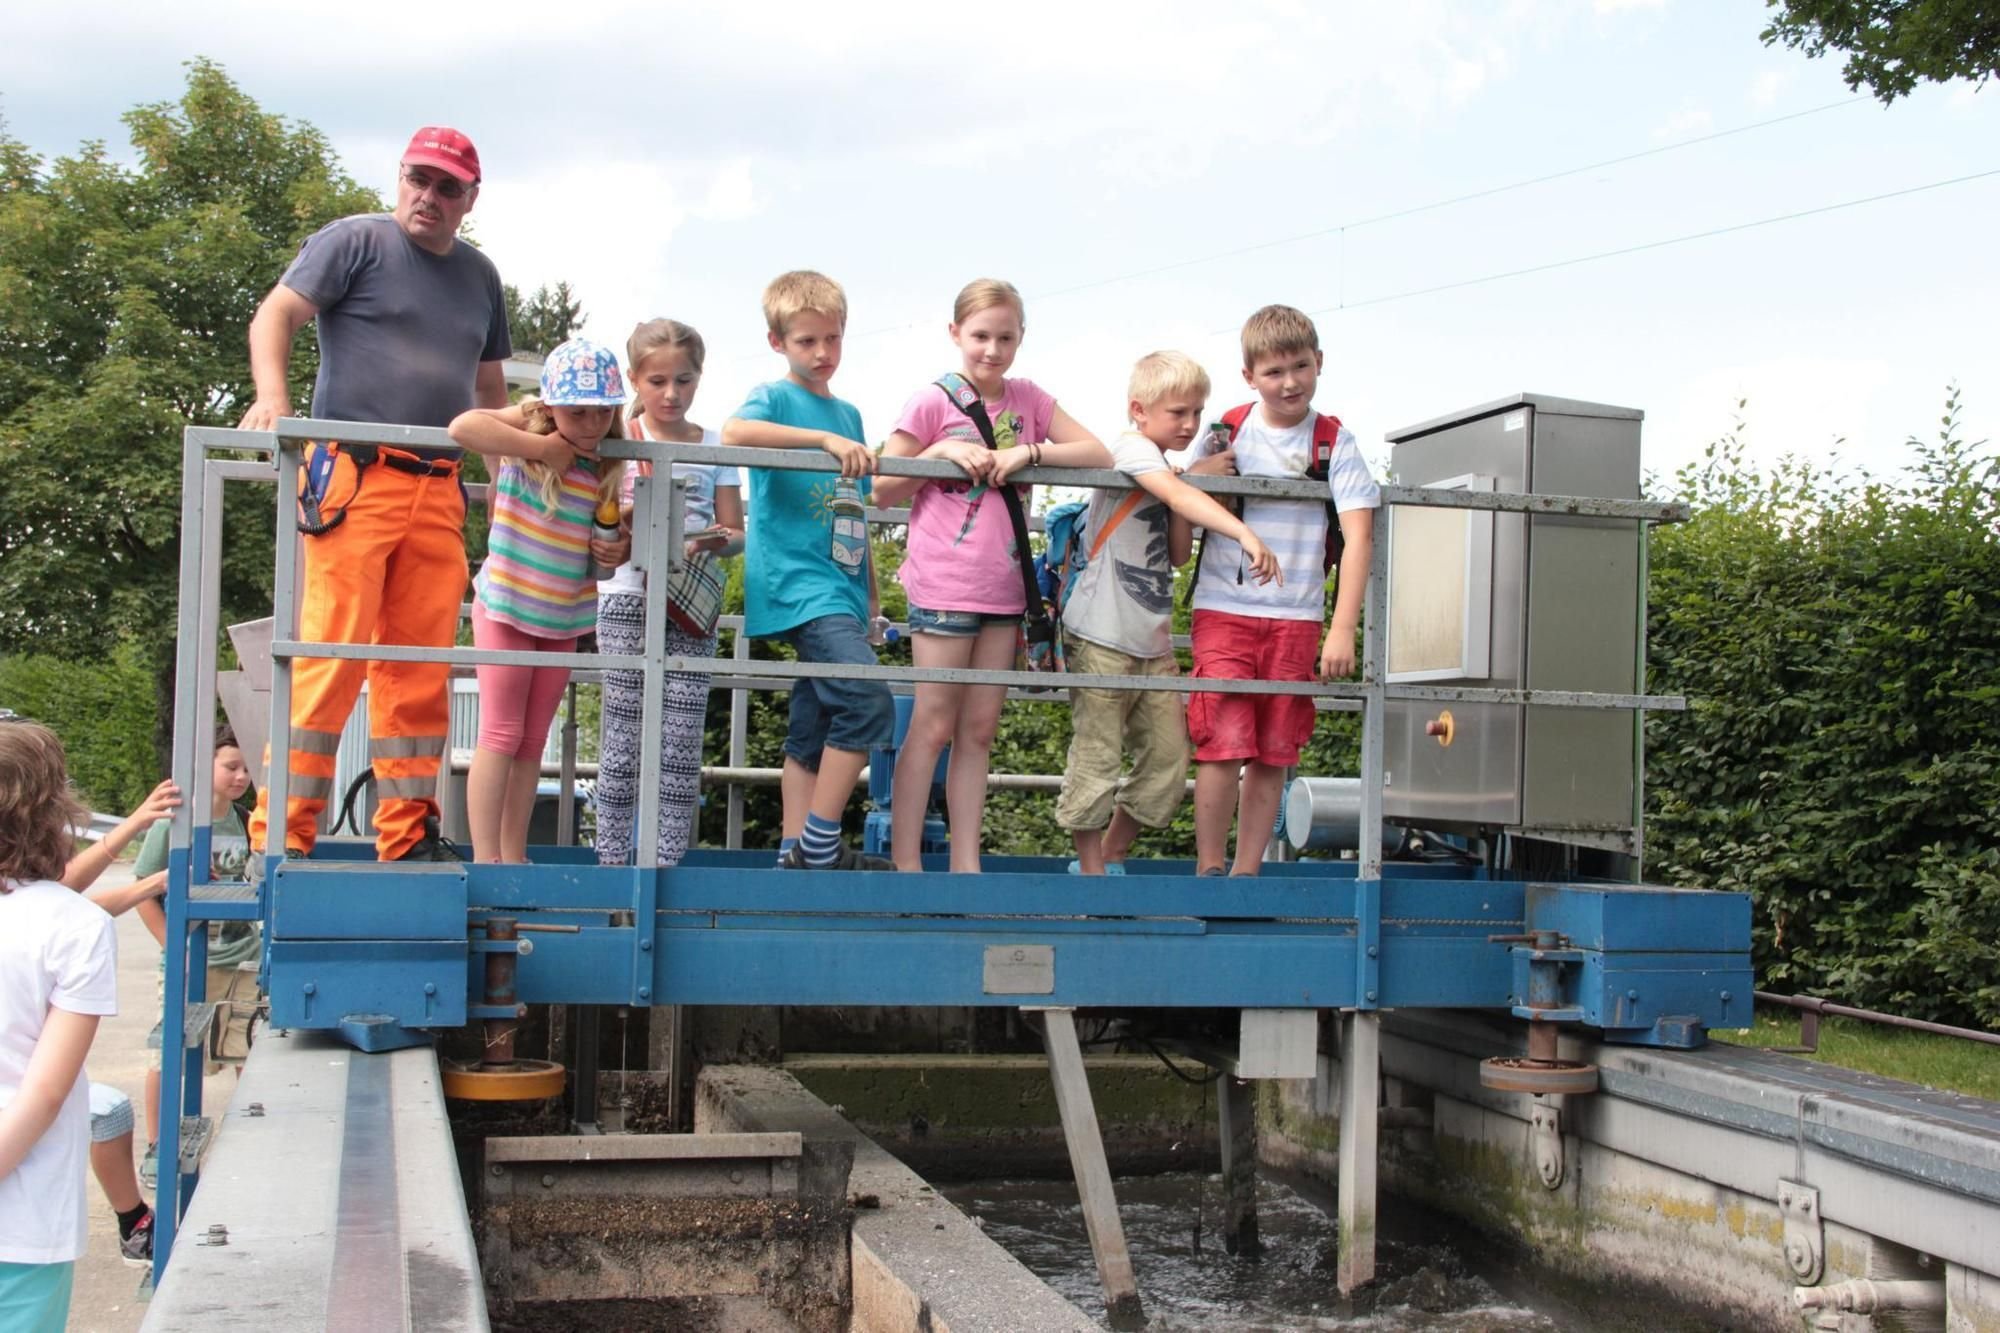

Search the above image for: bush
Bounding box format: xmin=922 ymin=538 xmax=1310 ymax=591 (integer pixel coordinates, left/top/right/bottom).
xmin=0 ymin=640 xmax=160 ymax=814
xmin=1646 ymin=389 xmax=2000 ymax=1030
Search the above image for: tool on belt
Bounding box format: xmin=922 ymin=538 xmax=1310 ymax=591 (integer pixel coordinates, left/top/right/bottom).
xmin=298 ymin=442 xmax=462 ymax=536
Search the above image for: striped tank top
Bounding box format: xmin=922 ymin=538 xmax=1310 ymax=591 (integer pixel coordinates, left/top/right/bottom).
xmin=474 ymin=457 xmax=606 ymax=637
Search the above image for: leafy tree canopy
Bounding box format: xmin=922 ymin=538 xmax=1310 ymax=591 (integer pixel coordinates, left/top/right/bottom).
xmin=505 ymin=280 xmax=586 ymax=356
xmin=1762 ymin=0 xmax=2000 ymax=103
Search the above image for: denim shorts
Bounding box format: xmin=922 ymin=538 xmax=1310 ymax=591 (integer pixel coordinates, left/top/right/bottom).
xmin=906 ymin=604 xmax=1019 ymax=638
xmin=777 ymin=613 xmax=895 ymax=767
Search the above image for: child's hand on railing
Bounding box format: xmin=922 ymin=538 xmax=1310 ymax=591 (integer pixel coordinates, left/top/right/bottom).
xmin=820 ymin=433 xmax=876 ymax=478
xmin=927 ymin=438 xmax=994 ymax=482
xmin=1318 ymin=624 xmax=1357 ymax=681
xmin=1186 ymin=448 xmax=1238 ymax=477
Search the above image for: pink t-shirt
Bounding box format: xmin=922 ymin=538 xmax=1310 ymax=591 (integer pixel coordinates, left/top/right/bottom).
xmin=894 ymin=377 xmax=1058 ymax=614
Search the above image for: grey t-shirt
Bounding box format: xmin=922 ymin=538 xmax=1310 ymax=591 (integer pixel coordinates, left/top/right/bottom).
xmin=280 ymin=214 xmax=512 ymax=436
xmin=1064 ymin=431 xmax=1175 ymax=660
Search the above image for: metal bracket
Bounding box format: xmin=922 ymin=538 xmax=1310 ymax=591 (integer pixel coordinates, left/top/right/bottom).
xmin=1778 ymin=1179 xmax=1824 ymax=1284
xmin=1529 ymin=1102 xmax=1565 ymax=1190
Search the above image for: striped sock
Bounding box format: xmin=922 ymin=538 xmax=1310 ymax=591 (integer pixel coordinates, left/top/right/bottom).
xmin=776 ymin=837 xmax=798 ymax=867
xmin=799 ymin=813 xmax=842 ymax=868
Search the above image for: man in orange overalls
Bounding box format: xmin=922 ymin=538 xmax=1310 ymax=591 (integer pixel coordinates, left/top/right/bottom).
xmin=239 ymin=127 xmax=512 ymax=862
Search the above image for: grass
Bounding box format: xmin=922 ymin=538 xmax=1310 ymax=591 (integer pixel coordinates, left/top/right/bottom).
xmin=1711 ymin=1008 xmax=2000 ymax=1103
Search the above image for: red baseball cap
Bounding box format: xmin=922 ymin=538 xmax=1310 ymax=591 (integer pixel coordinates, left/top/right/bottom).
xmin=401 ymin=127 xmax=481 ymax=184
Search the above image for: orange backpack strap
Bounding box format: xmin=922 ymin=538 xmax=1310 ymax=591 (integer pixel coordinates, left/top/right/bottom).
xmin=1086 ymin=489 xmax=1149 ymax=560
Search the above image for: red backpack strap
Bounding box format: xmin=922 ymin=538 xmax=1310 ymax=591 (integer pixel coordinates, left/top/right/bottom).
xmin=1220 ymin=403 xmax=1255 ymax=438
xmin=1313 ymin=412 xmax=1343 ymax=449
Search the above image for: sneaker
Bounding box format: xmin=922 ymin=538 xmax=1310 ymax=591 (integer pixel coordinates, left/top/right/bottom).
xmin=393 ymin=817 xmax=467 ymax=863
xmin=119 ymin=1209 xmax=155 ymax=1268
xmin=138 ymin=1142 xmax=158 ymax=1191
xmin=778 ymin=843 xmax=895 ymax=872
xmin=247 ymin=847 xmax=307 ymax=886
xmin=1066 ymin=860 xmax=1127 ymax=876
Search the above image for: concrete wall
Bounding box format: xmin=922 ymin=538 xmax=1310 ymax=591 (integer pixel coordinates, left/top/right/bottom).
xmin=1258 ymin=1011 xmax=1997 ymax=1333
xmin=696 ymin=1065 xmax=1099 ymax=1333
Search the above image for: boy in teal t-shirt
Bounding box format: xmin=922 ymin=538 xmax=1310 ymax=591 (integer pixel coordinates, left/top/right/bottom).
xmin=722 ymin=271 xmax=894 ymax=871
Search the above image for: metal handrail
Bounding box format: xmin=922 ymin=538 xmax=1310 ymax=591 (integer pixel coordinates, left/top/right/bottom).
xmin=1753 ymin=990 xmax=2000 ymax=1051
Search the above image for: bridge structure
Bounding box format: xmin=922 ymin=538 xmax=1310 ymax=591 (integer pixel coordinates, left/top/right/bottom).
xmin=149 ymin=404 xmax=1748 ymax=1320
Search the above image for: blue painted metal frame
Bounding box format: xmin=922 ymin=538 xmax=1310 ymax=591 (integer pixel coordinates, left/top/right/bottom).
xmin=252 ymin=852 xmax=1751 ymax=1042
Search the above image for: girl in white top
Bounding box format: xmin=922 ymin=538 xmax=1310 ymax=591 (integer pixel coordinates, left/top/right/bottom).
xmin=0 ymin=721 xmax=117 ymax=1332
xmin=594 ymin=319 xmax=744 ymax=867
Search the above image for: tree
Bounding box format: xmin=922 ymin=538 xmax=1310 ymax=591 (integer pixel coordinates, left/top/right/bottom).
xmin=1761 ymin=0 xmax=2000 ymax=104
xmin=0 ymin=59 xmax=380 ymax=766
xmin=505 ymin=280 xmax=586 ymax=355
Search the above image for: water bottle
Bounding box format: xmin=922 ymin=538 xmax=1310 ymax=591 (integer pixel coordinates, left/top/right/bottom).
xmin=590 ymin=496 xmax=623 ymax=581
xmin=869 ymin=615 xmax=900 ymax=647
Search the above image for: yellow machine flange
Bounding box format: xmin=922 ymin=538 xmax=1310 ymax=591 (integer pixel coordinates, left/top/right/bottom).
xmin=440 ymin=1058 xmax=568 ymax=1102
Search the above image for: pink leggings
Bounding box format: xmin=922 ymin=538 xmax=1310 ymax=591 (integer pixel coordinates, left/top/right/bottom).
xmin=472 ymin=602 xmax=579 ymax=759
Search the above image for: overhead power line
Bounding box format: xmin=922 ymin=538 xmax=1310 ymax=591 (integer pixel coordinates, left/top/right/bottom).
xmin=1288 ymin=167 xmax=2000 ymax=322
xmin=1031 ymin=97 xmax=1866 ymax=303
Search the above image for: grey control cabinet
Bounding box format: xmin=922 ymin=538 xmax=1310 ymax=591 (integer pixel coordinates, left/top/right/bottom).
xmin=1382 ymin=394 xmax=1642 ymax=847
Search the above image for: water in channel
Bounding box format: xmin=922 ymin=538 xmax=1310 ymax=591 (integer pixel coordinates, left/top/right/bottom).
xmin=942 ymin=1172 xmax=1730 ymax=1332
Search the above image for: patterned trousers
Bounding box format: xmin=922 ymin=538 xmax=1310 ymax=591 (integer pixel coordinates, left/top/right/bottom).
xmin=594 ymin=593 xmax=716 ymax=867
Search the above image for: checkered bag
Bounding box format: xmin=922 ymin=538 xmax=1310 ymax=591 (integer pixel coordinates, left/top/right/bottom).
xmin=665 ymin=549 xmax=723 ymax=637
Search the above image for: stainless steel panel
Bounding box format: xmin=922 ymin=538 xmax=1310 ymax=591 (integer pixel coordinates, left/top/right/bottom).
xmin=1383 ymin=404 xmax=1528 ymax=827
xmin=1523 ymin=411 xmax=1641 ymax=830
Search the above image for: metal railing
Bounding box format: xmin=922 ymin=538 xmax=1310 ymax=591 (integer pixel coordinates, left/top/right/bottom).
xmin=155 ymin=417 xmax=1690 ymax=1274
xmin=1753 ymin=990 xmax=2000 ymax=1051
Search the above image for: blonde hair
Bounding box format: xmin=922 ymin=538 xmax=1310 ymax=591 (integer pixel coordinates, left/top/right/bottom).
xmin=952 ymin=278 xmax=1024 ymax=327
xmin=1240 ymin=304 xmax=1320 ymax=370
xmin=1127 ymin=350 xmax=1211 ymax=412
xmin=514 ymin=395 xmax=626 ymax=513
xmin=625 ymin=319 xmax=706 ymax=423
xmin=762 ymin=270 xmax=847 ymax=336
xmin=0 ymin=720 xmax=87 ymax=887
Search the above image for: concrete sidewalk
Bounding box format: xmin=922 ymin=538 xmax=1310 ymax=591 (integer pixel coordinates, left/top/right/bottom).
xmin=69 ymin=865 xmax=229 ymax=1333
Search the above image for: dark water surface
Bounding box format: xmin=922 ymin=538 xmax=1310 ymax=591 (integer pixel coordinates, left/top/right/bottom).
xmin=942 ymin=1172 xmax=1724 ymax=1332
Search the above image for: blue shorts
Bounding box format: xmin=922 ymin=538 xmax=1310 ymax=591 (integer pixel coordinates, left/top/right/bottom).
xmin=777 ymin=614 xmax=895 ymax=767
xmin=0 ymin=1261 xmax=73 ymax=1333
xmin=906 ymin=604 xmax=1018 ymax=638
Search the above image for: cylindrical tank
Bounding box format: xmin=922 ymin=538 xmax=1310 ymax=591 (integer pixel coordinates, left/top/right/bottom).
xmin=1284 ymin=777 xmax=1401 ymax=855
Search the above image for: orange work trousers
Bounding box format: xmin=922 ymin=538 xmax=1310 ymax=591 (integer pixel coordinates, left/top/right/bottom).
xmin=248 ymin=447 xmax=468 ymax=859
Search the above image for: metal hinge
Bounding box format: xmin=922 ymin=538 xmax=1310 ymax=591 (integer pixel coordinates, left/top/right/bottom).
xmin=1530 ymin=1102 xmax=1565 ymax=1190
xmin=1778 ymin=1179 xmax=1823 ymax=1284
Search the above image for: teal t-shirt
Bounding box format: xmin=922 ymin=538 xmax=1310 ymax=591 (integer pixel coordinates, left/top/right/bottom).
xmin=135 ymin=809 xmax=260 ymax=969
xmin=735 ymin=379 xmax=872 ymax=637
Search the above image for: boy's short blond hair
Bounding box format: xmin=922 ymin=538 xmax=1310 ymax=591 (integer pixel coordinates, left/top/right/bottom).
xmin=1127 ymin=351 xmax=1211 ymax=411
xmin=762 ymin=270 xmax=847 ymax=336
xmin=1240 ymin=304 xmax=1319 ymax=369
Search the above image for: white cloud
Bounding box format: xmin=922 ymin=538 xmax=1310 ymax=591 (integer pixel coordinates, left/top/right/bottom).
xmin=1652 ymin=103 xmax=1713 ymax=140
xmin=1594 ymin=0 xmax=1665 ymax=10
xmin=1748 ymin=68 xmax=1793 ymax=108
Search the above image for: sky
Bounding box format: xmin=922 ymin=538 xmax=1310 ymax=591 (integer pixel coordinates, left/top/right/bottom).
xmin=5 ymin=0 xmax=1996 ymax=487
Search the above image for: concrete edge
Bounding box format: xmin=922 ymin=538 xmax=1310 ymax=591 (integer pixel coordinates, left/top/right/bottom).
xmin=697 ymin=1065 xmax=1100 ymax=1333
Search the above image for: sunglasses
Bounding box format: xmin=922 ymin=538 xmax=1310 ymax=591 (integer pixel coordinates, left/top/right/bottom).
xmin=401 ymin=167 xmax=471 ymax=201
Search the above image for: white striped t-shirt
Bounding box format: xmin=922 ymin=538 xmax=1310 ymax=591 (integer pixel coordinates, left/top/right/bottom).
xmin=1188 ymin=406 xmax=1380 ymax=621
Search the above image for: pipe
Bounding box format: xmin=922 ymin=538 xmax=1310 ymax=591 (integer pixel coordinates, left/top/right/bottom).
xmin=1757 ymin=990 xmax=2000 ymax=1048
xmin=1794 ymin=1278 xmax=1946 ymax=1313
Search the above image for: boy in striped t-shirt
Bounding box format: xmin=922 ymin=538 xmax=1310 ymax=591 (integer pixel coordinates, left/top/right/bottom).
xmin=1182 ymin=306 xmax=1380 ymax=876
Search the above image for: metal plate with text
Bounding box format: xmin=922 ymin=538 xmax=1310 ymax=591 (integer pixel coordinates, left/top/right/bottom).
xmin=983 ymin=944 xmax=1055 ymax=995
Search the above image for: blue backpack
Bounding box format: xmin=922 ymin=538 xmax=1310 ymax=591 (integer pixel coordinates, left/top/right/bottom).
xmin=1031 ymin=491 xmax=1151 ymax=671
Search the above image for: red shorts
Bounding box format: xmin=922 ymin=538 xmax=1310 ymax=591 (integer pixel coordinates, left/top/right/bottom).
xmin=1187 ymin=610 xmax=1320 ymax=766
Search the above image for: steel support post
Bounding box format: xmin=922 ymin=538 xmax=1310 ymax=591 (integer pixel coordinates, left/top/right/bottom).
xmin=1217 ymin=1075 xmax=1262 ymax=1256
xmin=1337 ymin=522 xmax=1391 ymax=1294
xmin=1033 ymin=1007 xmax=1142 ymax=1323
xmin=1336 ymin=1010 xmax=1381 ymax=1293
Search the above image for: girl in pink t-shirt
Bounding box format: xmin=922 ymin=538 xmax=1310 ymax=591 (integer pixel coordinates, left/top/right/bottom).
xmin=874 ymin=279 xmax=1107 ymax=873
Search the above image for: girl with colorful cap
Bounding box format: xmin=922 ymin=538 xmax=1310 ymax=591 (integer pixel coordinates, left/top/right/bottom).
xmin=594 ymin=319 xmax=743 ymax=869
xmin=448 ymin=339 xmax=631 ymax=863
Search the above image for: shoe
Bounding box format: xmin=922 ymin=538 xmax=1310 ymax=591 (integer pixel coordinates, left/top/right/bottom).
xmin=247 ymin=847 xmax=307 ymax=886
xmin=1066 ymin=860 xmax=1126 ymax=876
xmin=393 ymin=817 xmax=467 ymax=863
xmin=138 ymin=1142 xmax=157 ymax=1191
xmin=119 ymin=1209 xmax=155 ymax=1268
xmin=1198 ymin=866 xmax=1226 ymax=877
xmin=778 ymin=843 xmax=896 ymax=872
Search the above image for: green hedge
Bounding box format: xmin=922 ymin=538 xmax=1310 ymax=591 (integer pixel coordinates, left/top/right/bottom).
xmin=1645 ymin=392 xmax=2000 ymax=1030
xmin=0 ymin=641 xmax=160 ymax=815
